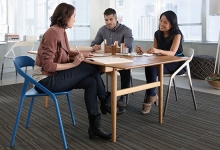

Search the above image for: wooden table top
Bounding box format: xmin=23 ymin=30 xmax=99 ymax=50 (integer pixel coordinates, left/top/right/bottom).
xmin=84 ymin=55 xmax=189 ymax=70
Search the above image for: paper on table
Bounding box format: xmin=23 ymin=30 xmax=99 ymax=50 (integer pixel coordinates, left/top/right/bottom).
xmin=86 ymin=56 xmax=133 ymax=64
xmin=116 ymin=53 xmax=142 ymax=57
xmin=142 ymin=53 xmax=154 ymax=57
xmin=93 ymin=53 xmax=110 ymax=57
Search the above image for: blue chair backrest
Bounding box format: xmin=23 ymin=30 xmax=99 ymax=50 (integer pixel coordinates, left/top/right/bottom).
xmin=13 ymin=56 xmax=55 ymax=98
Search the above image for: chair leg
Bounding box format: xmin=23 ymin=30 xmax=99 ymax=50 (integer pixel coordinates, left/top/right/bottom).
xmin=187 ymin=65 xmax=197 ymax=110
xmin=26 ymin=97 xmax=35 ymax=128
xmin=1 ymin=60 xmax=5 ymax=80
xmin=163 ymin=77 xmax=173 ymax=116
xmin=172 ymin=77 xmax=178 ymax=101
xmin=10 ymin=96 xmax=26 ymax=146
xmin=10 ymin=80 xmax=29 ymax=147
xmin=25 ymin=66 xmax=28 ymax=73
xmin=44 ymin=96 xmax=48 ymax=108
xmin=52 ymin=97 xmax=68 ymax=149
xmin=66 ymin=93 xmax=76 ymax=126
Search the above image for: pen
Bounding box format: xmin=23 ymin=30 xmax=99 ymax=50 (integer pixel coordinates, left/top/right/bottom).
xmin=74 ymin=45 xmax=81 ymax=54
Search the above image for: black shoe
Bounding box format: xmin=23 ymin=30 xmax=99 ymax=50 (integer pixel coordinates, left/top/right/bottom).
xmin=100 ymin=92 xmax=126 ymax=115
xmin=117 ymin=95 xmax=129 ymax=108
xmin=88 ymin=114 xmax=112 ymax=140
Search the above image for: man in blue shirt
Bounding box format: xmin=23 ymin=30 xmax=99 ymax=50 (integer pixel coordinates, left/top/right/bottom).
xmin=91 ymin=8 xmax=133 ymax=113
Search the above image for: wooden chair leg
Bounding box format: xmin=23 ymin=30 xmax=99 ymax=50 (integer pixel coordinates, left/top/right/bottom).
xmin=44 ymin=96 xmax=48 ymax=108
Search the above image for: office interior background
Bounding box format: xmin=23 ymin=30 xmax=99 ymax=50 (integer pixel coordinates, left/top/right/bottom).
xmin=0 ymin=0 xmax=219 ymax=73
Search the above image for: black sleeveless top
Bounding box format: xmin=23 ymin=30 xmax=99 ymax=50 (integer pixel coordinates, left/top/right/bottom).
xmin=154 ymin=30 xmax=184 ymax=57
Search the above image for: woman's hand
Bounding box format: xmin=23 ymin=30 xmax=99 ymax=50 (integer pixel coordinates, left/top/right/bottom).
xmin=83 ymin=52 xmax=94 ymax=58
xmin=147 ymin=47 xmax=160 ymax=54
xmin=136 ymin=45 xmax=143 ymax=55
xmin=72 ymin=53 xmax=84 ymax=66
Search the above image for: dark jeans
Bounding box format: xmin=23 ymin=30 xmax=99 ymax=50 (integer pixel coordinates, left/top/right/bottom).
xmin=35 ymin=63 xmax=108 ymax=116
xmin=145 ymin=62 xmax=186 ymax=97
xmin=119 ymin=69 xmax=131 ymax=95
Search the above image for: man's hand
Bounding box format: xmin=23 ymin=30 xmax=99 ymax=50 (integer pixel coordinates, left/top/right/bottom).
xmin=92 ymin=44 xmax=101 ymax=51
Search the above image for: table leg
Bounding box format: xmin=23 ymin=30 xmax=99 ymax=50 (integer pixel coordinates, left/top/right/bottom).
xmin=158 ymin=64 xmax=163 ymax=124
xmin=44 ymin=96 xmax=48 ymax=108
xmin=111 ymin=68 xmax=117 ymax=142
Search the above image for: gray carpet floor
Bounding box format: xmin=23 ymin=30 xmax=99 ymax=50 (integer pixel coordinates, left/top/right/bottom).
xmin=0 ymin=76 xmax=220 ymax=150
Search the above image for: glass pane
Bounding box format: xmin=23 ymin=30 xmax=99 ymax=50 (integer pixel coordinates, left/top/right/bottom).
xmin=206 ymin=1 xmax=220 ymax=42
xmin=0 ymin=0 xmax=8 ymax=41
xmin=162 ymin=0 xmax=202 ymax=24
xmin=0 ymin=0 xmax=7 ymax=24
xmin=13 ymin=0 xmax=90 ymax=41
xmin=179 ymin=25 xmax=201 ymax=41
xmin=67 ymin=27 xmax=90 ymax=40
xmin=132 ymin=0 xmax=157 ymax=39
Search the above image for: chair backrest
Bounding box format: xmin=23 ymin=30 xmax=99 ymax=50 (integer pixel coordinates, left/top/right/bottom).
xmin=5 ymin=41 xmax=34 ymax=57
xmin=13 ymin=56 xmax=55 ymax=98
xmin=183 ymin=47 xmax=194 ymax=60
xmin=165 ymin=47 xmax=195 ymax=77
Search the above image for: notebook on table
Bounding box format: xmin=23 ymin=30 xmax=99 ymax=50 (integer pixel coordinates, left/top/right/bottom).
xmin=86 ymin=56 xmax=133 ymax=64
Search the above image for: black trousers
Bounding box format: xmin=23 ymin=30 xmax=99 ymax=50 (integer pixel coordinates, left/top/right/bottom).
xmin=35 ymin=63 xmax=108 ymax=116
xmin=119 ymin=69 xmax=131 ymax=90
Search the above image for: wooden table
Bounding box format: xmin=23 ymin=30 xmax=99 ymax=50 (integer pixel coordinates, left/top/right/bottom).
xmin=28 ymin=51 xmax=189 ymax=142
xmin=84 ymin=55 xmax=189 ymax=142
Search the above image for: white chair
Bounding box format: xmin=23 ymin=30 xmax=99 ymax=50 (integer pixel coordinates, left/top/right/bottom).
xmin=1 ymin=41 xmax=34 ymax=80
xmin=163 ymin=47 xmax=197 ymax=116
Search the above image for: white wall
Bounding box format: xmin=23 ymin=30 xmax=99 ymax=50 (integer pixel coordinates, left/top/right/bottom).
xmin=90 ymin=0 xmax=111 ymax=39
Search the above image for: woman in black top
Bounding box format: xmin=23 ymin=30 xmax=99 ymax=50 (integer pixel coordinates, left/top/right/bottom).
xmin=136 ymin=10 xmax=186 ymax=114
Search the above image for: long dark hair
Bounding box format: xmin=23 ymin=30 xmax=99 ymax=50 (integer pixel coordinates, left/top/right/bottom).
xmin=158 ymin=10 xmax=184 ymax=42
xmin=50 ymin=3 xmax=75 ymax=28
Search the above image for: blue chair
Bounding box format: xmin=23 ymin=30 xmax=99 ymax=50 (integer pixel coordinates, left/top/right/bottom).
xmin=10 ymin=56 xmax=75 ymax=149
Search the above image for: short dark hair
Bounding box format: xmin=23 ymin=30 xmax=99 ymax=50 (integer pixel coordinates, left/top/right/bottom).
xmin=104 ymin=8 xmax=117 ymax=18
xmin=50 ymin=3 xmax=75 ymax=28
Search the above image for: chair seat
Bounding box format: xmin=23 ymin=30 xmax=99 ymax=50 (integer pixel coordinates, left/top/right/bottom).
xmin=26 ymin=87 xmax=72 ymax=97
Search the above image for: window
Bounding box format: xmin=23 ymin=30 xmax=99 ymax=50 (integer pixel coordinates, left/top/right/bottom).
xmin=206 ymin=1 xmax=220 ymax=42
xmin=11 ymin=0 xmax=90 ymax=41
xmin=60 ymin=0 xmax=90 ymax=40
xmin=131 ymin=0 xmax=157 ymax=40
xmin=161 ymin=0 xmax=202 ymax=41
xmin=131 ymin=0 xmax=202 ymax=41
xmin=0 ymin=0 xmax=8 ymax=41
